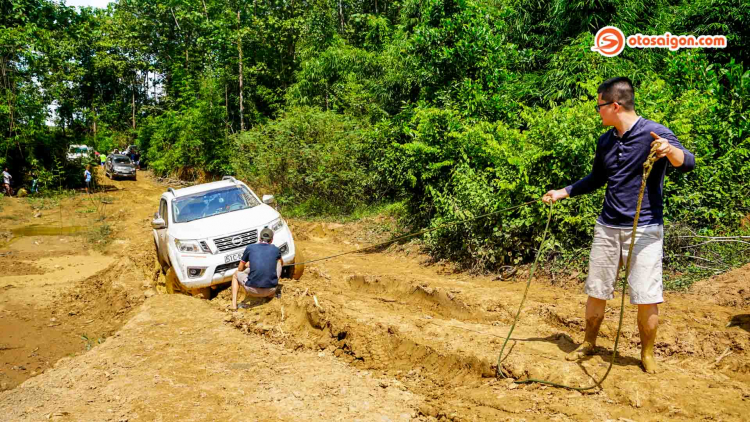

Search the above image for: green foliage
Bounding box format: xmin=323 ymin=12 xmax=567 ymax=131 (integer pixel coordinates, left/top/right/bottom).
xmin=138 ymin=76 xmax=231 ymax=178
xmin=3 ymin=0 xmax=749 ymax=287
xmin=232 ymin=107 xmax=377 ymax=215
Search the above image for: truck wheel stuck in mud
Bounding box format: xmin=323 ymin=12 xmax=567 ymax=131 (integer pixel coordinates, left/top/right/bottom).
xmin=152 ymin=176 xmax=303 ymax=297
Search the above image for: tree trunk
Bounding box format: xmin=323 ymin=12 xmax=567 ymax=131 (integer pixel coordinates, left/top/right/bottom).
xmin=237 ymin=10 xmax=244 ymax=132
xmin=225 ymin=83 xmax=230 ymax=132
xmin=132 ymin=84 xmax=136 ymax=130
xmin=338 ymin=0 xmax=345 ymax=32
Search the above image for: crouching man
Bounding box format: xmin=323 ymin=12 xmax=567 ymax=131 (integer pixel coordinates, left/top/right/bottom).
xmin=231 ymin=228 xmax=282 ymax=310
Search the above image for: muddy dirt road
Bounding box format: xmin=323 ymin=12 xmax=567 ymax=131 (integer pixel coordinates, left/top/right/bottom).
xmin=1 ymin=170 xmax=748 ymax=421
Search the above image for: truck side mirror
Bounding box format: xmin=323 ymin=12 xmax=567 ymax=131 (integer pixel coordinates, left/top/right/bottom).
xmin=262 ymin=194 xmax=275 ymax=205
xmin=151 ymin=217 xmax=166 ymax=230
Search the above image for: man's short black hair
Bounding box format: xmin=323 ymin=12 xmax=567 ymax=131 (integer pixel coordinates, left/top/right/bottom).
xmin=597 ymin=77 xmax=635 ymax=111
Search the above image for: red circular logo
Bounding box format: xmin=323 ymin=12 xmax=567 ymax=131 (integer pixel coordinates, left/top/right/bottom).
xmin=592 ymin=26 xmax=625 ymax=57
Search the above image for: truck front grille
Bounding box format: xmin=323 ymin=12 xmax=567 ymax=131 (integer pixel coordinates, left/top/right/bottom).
xmin=213 ymin=229 xmax=258 ymax=252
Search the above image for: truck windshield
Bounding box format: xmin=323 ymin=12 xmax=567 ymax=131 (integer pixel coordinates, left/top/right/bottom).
xmin=172 ymin=186 xmax=260 ymax=223
xmin=114 ymin=158 xmax=131 ymax=164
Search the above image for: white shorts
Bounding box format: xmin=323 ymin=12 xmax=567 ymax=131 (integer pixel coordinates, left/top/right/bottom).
xmin=235 ymin=268 xmax=276 ymax=297
xmin=585 ymin=223 xmax=664 ymax=305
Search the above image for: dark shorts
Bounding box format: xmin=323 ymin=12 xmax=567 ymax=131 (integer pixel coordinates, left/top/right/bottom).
xmin=85 ymin=180 xmax=91 ymax=187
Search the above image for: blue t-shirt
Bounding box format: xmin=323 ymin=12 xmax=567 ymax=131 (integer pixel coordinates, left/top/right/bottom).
xmin=84 ymin=170 xmax=92 ymax=182
xmin=565 ymin=118 xmax=695 ymax=227
xmin=240 ymin=242 xmax=281 ymax=289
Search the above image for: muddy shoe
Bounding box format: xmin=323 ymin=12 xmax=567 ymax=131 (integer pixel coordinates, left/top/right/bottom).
xmin=641 ymin=351 xmax=658 ymax=374
xmin=566 ymin=341 xmax=597 ymax=361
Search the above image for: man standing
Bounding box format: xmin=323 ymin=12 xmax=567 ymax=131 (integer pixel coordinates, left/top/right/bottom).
xmin=230 ymin=228 xmax=282 ymax=310
xmin=2 ymin=168 xmax=12 ymax=196
xmin=543 ymin=77 xmax=695 ymax=373
xmin=84 ymin=166 xmax=92 ymax=194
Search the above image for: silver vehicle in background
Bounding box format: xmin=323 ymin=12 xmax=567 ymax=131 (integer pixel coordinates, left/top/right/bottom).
xmin=105 ymin=154 xmax=137 ymax=180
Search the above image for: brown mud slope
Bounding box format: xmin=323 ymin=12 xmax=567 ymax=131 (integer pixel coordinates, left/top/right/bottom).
xmin=0 ymin=169 xmax=159 ymax=391
xmin=2 ymin=172 xmax=750 ymax=421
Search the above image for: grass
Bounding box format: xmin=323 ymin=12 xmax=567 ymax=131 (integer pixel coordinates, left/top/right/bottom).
xmin=80 ymin=334 xmax=105 ymax=351
xmin=87 ymin=222 xmax=113 ymax=248
xmin=25 ymin=196 xmax=61 ymax=210
xmin=282 ymin=199 xmax=408 ymax=223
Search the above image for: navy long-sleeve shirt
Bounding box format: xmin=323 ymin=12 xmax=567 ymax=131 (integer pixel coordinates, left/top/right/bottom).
xmin=565 ymin=117 xmax=695 ymax=227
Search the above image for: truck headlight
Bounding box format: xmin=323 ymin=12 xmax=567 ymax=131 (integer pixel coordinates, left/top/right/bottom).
xmin=174 ymin=239 xmax=207 ymax=254
xmin=270 ymin=218 xmax=284 ymax=232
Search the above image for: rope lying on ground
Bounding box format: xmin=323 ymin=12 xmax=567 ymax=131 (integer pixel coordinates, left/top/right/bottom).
xmin=283 ymin=198 xmax=542 ymax=268
xmin=496 ymin=145 xmax=660 ymax=391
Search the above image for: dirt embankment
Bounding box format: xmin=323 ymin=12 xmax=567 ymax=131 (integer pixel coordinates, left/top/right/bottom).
xmin=0 ymin=169 xmax=160 ymax=392
xmin=1 ymin=170 xmax=749 ymax=421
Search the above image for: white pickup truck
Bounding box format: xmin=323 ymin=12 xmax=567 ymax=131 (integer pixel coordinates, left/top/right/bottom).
xmin=66 ymin=144 xmax=91 ymax=161
xmin=151 ymin=177 xmax=303 ymax=298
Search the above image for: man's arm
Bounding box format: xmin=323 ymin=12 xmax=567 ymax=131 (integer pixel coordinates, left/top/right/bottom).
xmin=544 ymin=140 xmax=606 ymax=203
xmin=276 ymin=259 xmax=282 ymax=279
xmin=650 ymin=131 xmax=695 ymax=172
xmin=238 ymin=260 xmax=248 ymax=272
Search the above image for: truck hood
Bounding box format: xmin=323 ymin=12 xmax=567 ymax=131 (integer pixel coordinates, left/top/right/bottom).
xmin=168 ymin=204 xmax=280 ymax=240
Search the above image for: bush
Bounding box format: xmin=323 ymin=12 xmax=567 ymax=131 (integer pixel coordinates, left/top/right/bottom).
xmin=378 ymin=68 xmax=750 ymax=274
xmin=232 ymin=107 xmax=377 ymax=215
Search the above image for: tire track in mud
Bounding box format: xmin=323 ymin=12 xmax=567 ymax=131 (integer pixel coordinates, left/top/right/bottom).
xmin=217 ymin=232 xmax=750 ymax=420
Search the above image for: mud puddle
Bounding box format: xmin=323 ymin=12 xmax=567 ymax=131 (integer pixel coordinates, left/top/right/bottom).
xmin=10 ymin=225 xmax=87 ymax=237
xmin=0 ymin=181 xmax=153 ymax=393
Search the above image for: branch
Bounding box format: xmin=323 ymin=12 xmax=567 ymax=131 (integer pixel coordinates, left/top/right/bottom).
xmin=681 ymin=239 xmax=750 ymax=249
xmin=681 ymin=255 xmax=725 ymax=265
xmin=201 ymin=0 xmax=209 ymax=21
xmin=170 ymin=8 xmax=181 ymax=31
xmin=677 ymin=235 xmax=750 ymax=240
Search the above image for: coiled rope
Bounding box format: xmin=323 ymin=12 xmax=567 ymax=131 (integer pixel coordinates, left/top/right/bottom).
xmin=496 ymin=145 xmax=660 ymax=390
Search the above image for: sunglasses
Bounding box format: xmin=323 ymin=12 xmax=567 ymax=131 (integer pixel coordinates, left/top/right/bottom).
xmin=595 ymin=101 xmax=616 ymax=112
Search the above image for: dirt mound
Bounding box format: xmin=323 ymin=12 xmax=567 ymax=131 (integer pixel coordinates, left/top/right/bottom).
xmin=0 ymin=295 xmax=421 ymax=421
xmin=211 ymin=250 xmax=750 ymax=420
xmin=0 ymin=253 xmax=46 ymax=276
xmin=690 ymin=262 xmax=750 ymax=308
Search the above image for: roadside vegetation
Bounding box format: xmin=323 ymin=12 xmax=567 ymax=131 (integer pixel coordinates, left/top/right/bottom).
xmin=2 ymin=0 xmax=748 ymax=287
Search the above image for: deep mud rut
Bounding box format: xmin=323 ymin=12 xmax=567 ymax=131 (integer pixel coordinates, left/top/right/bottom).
xmin=1 ymin=171 xmax=749 ymax=421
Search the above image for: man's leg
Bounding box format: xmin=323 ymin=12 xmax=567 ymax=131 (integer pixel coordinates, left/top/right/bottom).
xmin=231 ymin=272 xmax=240 ymax=310
xmin=637 ymin=303 xmax=659 ymax=373
xmin=568 ymin=224 xmax=620 ymax=361
xmin=566 ymin=296 xmax=606 ymax=360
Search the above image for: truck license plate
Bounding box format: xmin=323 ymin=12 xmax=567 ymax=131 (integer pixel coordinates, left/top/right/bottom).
xmin=225 ymin=252 xmax=242 ymax=263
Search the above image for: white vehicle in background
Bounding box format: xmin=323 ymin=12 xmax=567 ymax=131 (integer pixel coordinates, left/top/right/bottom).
xmin=151 ymin=176 xmax=304 ymax=298
xmin=66 ymin=144 xmax=91 ymax=161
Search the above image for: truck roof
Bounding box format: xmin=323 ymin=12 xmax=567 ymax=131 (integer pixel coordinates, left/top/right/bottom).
xmin=168 ymin=180 xmax=239 ymax=198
